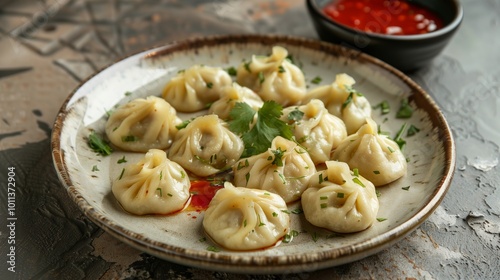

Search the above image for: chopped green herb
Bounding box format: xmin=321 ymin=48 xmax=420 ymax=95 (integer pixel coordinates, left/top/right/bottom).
xmin=407 ymin=124 xmax=420 ymax=136
xmin=88 ymin=131 xmax=113 ymax=156
xmin=342 ymin=85 xmax=364 ymax=110
xmin=285 ymin=54 xmax=295 ymax=65
xmin=176 ymin=119 xmax=193 ymax=130
xmin=264 ymin=192 xmax=271 ymax=196
xmin=277 ymin=172 xmax=286 ymax=184
xmin=198 ymin=237 xmax=206 ymax=242
xmin=118 ymin=168 xmax=125 ymax=180
xmin=160 ymin=171 xmax=163 ymax=180
xmin=337 ymin=192 xmax=345 ymax=198
xmin=393 ymin=123 xmax=408 ymax=150
xmin=243 ymin=219 xmax=247 ymax=227
xmin=243 ymin=61 xmax=252 ymax=72
xmin=177 ymin=69 xmax=185 ymax=74
xmin=258 ymin=215 xmax=266 ymax=227
xmin=387 ymin=146 xmax=395 ymax=153
xmin=373 ymin=100 xmax=390 ymax=115
xmin=396 ymin=98 xmax=413 ymax=118
xmin=320 ymin=203 xmax=327 ymax=209
xmin=206 ymin=82 xmax=213 ymax=89
xmin=124 ymin=91 xmax=132 ymax=96
xmin=117 ymin=156 xmax=127 ymax=164
xmin=373 ymin=170 xmax=380 ymax=174
xmin=320 ymin=196 xmax=328 ymax=200
xmin=156 ymin=188 xmax=162 ymax=197
xmin=245 ymin=172 xmax=250 ymax=184
xmin=376 ymin=190 xmax=382 ymax=197
xmin=353 ymin=168 xmax=359 ymax=177
xmin=352 ymin=177 xmax=366 ymax=188
xmin=278 ymin=65 xmax=286 ymax=73
xmin=311 ymin=232 xmax=319 ymax=242
xmin=281 ymin=209 xmax=291 ymax=214
xmin=282 ymin=229 xmax=299 ymax=243
xmin=272 ymin=212 xmax=278 ymax=217
xmin=291 ymin=208 xmax=303 ymax=214
xmin=258 ymin=71 xmax=265 ymax=84
xmin=271 ymin=147 xmax=286 ymax=166
xmin=237 ymin=159 xmax=250 ymax=170
xmin=377 ymin=217 xmax=387 ymax=222
xmin=226 ymin=66 xmax=237 ymax=76
xmin=311 ymin=76 xmax=322 ymax=84
xmin=92 ymin=165 xmax=99 ymax=172
xmin=402 ymin=185 xmax=411 ymax=191
xmin=180 ymin=170 xmax=186 ymax=179
xmin=287 ymin=108 xmax=304 ymax=122
xmin=121 ymin=135 xmax=138 ymax=142
xmin=206 ymin=246 xmax=220 ymax=252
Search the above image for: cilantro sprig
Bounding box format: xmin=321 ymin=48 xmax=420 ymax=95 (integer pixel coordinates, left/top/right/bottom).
xmin=229 ymin=101 xmax=293 ymax=158
xmin=88 ymin=131 xmax=113 ymax=156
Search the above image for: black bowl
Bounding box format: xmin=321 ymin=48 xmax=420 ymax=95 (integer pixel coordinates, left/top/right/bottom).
xmin=306 ymin=0 xmax=464 ymax=72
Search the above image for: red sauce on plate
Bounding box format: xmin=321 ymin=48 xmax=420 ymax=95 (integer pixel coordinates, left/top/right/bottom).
xmin=323 ymin=0 xmax=444 ymax=35
xmin=186 ymin=180 xmax=223 ymax=211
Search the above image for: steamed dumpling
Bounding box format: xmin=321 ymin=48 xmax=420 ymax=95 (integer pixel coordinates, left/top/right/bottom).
xmin=162 ymin=65 xmax=232 ymax=112
xmin=203 ymin=182 xmax=290 ymax=251
xmin=305 ymin=73 xmax=372 ymax=134
xmin=105 ymin=96 xmax=181 ymax=152
xmin=208 ymin=82 xmax=264 ymax=120
xmin=302 ymin=161 xmax=379 ymax=233
xmin=282 ymin=99 xmax=347 ymax=165
xmin=168 ymin=114 xmax=244 ymax=177
xmin=332 ymin=118 xmax=407 ymax=186
xmin=232 ymin=136 xmax=316 ymax=203
xmin=236 ymin=46 xmax=306 ymax=107
xmin=112 ymin=149 xmax=190 ymax=215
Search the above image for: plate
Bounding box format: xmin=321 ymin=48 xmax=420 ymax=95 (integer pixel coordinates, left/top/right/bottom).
xmin=51 ymin=34 xmax=455 ymax=274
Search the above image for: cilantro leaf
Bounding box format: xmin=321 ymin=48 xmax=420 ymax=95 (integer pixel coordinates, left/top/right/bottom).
xmin=229 ymin=101 xmax=293 ymax=158
xmin=88 ymin=131 xmax=112 ymax=156
xmin=229 ymin=102 xmax=256 ymax=134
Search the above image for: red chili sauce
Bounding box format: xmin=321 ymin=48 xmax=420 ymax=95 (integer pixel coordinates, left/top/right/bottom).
xmin=323 ymin=0 xmax=444 ymax=35
xmin=186 ymin=180 xmax=223 ymax=211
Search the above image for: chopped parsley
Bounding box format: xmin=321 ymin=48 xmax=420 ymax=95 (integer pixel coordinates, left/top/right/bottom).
xmin=373 ymin=170 xmax=380 ymax=174
xmin=377 ymin=217 xmax=387 ymax=222
xmin=92 ymin=165 xmax=99 ymax=172
xmin=352 ymin=177 xmax=366 ymax=188
xmin=337 ymin=192 xmax=345 ymax=198
xmin=118 ymin=168 xmax=125 ymax=180
xmin=396 ymin=98 xmax=413 ymax=118
xmin=291 ymin=208 xmax=303 ymax=214
xmin=373 ymin=100 xmax=390 ymax=115
xmin=258 ymin=71 xmax=265 ymax=84
xmin=407 ymin=124 xmax=420 ymax=136
xmin=271 ymin=147 xmax=286 ymax=166
xmin=206 ymin=82 xmax=213 ymax=89
xmin=176 ymin=118 xmax=193 ymax=130
xmin=402 ymin=185 xmax=411 ymax=191
xmin=341 ymin=85 xmax=364 ymax=110
xmin=393 ymin=123 xmax=408 ymax=150
xmin=226 ymin=66 xmax=237 ymax=76
xmin=287 ymin=108 xmax=304 ymax=122
xmin=124 ymin=91 xmax=132 ymax=96
xmin=278 ymin=65 xmax=286 ymax=73
xmin=206 ymin=246 xmax=220 ymax=252
xmin=88 ymin=131 xmax=113 ymax=156
xmin=311 ymin=76 xmax=322 ymax=84
xmin=229 ymin=101 xmax=293 ymax=157
xmin=117 ymin=156 xmax=127 ymax=164
xmin=282 ymin=229 xmax=299 ymax=243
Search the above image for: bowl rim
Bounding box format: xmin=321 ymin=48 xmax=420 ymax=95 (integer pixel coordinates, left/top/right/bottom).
xmin=307 ymin=0 xmax=464 ymax=41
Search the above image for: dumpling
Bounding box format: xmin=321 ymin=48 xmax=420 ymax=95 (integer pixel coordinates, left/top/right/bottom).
xmin=332 ymin=118 xmax=407 ymax=186
xmin=232 ymin=136 xmax=316 ymax=203
xmin=112 ymin=149 xmax=190 ymax=215
xmin=236 ymin=46 xmax=306 ymax=107
xmin=301 ymin=161 xmax=379 ymax=233
xmin=281 ymin=99 xmax=347 ymax=165
xmin=105 ymin=96 xmax=181 ymax=152
xmin=168 ymin=114 xmax=244 ymax=177
xmin=162 ymin=65 xmax=232 ymax=112
xmin=203 ymin=182 xmax=290 ymax=251
xmin=305 ymin=73 xmax=372 ymax=134
xmin=208 ymin=82 xmax=264 ymax=120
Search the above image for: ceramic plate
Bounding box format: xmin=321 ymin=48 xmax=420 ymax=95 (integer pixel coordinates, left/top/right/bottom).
xmin=51 ymin=34 xmax=455 ymax=274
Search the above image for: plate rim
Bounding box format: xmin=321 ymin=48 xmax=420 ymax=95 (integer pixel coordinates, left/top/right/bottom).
xmin=51 ymin=34 xmax=456 ymax=273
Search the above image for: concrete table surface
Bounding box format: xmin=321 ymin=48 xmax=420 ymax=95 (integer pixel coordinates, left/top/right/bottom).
xmin=0 ymin=0 xmax=498 ymax=279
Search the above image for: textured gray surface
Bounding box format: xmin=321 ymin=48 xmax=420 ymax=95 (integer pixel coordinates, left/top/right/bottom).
xmin=0 ymin=0 xmax=499 ymax=279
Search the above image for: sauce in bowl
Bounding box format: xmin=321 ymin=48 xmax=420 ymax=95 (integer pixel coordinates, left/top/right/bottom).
xmin=323 ymin=0 xmax=444 ymax=35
